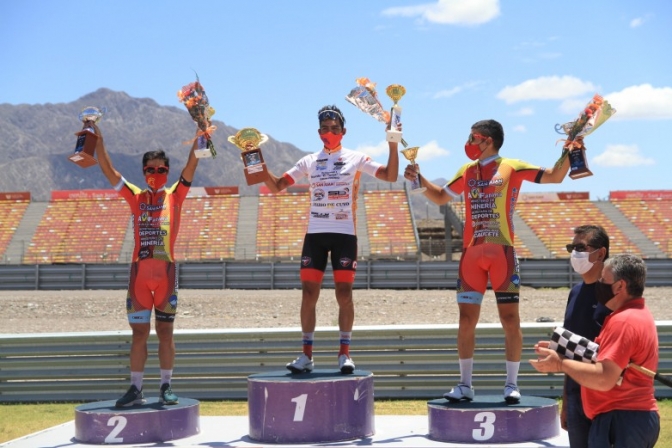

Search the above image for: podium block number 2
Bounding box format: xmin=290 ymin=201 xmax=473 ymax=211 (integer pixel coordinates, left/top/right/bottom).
xmin=105 ymin=416 xmax=128 ymax=443
xmin=291 ymin=394 xmax=308 ymax=422
xmin=472 ymin=412 xmax=496 ymax=441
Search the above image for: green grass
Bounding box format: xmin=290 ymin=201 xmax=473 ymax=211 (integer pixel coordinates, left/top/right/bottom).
xmin=1 ymin=399 xmax=670 ymax=445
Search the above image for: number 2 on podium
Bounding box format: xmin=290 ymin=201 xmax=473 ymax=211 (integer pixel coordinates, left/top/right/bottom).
xmin=291 ymin=394 xmax=308 ymax=421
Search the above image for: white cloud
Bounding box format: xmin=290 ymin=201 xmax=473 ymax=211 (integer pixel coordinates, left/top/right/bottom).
xmin=433 ymin=81 xmax=480 ymax=99
xmin=604 ymin=84 xmax=672 ymax=120
xmin=513 ymin=107 xmax=534 ymax=116
xmin=353 ymin=140 xmax=449 ymax=162
xmin=382 ymin=0 xmax=500 ymax=26
xmin=512 ymin=125 xmax=527 ymax=133
xmin=592 ymin=144 xmax=654 ymax=167
xmin=630 ymin=17 xmax=644 ymax=28
xmin=497 ymin=76 xmax=597 ymax=104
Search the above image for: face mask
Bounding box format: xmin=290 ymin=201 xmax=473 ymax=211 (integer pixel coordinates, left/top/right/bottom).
xmin=570 ymin=249 xmax=595 ymax=274
xmin=146 ymin=173 xmax=168 ymax=190
xmin=464 ymin=143 xmax=482 ymax=160
xmin=320 ymin=132 xmax=343 ymax=150
xmin=595 ymin=281 xmax=617 ymax=306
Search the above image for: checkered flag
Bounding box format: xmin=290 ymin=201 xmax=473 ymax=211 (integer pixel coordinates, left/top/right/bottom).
xmin=548 ymin=327 xmax=599 ymax=364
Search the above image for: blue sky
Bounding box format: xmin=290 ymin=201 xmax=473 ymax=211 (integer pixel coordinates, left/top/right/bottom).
xmin=2 ymin=0 xmax=670 ymax=200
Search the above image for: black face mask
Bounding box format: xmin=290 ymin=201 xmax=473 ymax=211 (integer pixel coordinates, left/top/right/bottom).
xmin=595 ymin=281 xmax=617 ymax=306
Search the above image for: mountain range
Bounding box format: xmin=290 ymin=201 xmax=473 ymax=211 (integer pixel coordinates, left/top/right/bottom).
xmin=0 ymin=88 xmax=445 ymax=219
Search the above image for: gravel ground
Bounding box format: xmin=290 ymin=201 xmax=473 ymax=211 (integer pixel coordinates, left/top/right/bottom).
xmin=2 ymin=286 xmax=671 ymax=334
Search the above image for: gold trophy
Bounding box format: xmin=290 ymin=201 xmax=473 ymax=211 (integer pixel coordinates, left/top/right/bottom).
xmin=228 ymin=128 xmax=269 ymax=185
xmin=68 ymin=106 xmax=105 ymax=168
xmin=385 ymin=84 xmax=405 ymax=145
xmin=401 ymin=146 xmax=426 ymax=194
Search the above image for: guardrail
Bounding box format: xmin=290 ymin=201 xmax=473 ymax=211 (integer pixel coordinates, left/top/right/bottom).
xmin=1 ymin=259 xmax=672 ymax=291
xmin=2 ymin=322 xmax=671 ymax=403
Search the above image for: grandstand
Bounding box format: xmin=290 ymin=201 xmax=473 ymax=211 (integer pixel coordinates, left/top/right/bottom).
xmin=1 ymin=188 xmax=671 ymax=264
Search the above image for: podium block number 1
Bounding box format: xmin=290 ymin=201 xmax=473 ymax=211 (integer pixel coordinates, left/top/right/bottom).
xmin=291 ymin=394 xmax=308 ymax=422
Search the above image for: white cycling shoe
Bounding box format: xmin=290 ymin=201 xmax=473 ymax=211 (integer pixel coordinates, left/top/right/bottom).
xmin=286 ymin=354 xmax=314 ymax=373
xmin=443 ymin=383 xmax=475 ymax=402
xmin=338 ymin=354 xmax=355 ymax=374
xmin=504 ymin=383 xmax=521 ymax=403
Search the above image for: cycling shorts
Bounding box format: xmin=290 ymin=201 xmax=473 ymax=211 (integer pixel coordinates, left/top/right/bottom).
xmin=126 ymin=258 xmax=178 ymax=324
xmin=456 ymin=243 xmax=520 ymax=305
xmin=300 ymin=233 xmax=357 ymax=284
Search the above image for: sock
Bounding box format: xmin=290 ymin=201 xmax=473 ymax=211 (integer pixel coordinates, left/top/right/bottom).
xmin=339 ymin=331 xmax=352 ymax=357
xmin=459 ymin=358 xmax=474 ymax=386
xmin=130 ymin=371 xmax=144 ymax=390
xmin=506 ymin=361 xmax=520 ymax=385
xmin=302 ymin=332 xmax=314 ymax=358
xmin=160 ymin=369 xmax=173 ymax=386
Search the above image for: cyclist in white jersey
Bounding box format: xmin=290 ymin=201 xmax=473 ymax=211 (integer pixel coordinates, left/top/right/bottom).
xmin=264 ymin=105 xmax=399 ymax=374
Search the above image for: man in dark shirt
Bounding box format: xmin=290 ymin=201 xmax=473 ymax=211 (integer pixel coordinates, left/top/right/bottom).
xmin=562 ymin=225 xmax=610 ymax=447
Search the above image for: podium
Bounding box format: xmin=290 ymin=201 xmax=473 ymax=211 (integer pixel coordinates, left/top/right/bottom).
xmin=248 ymin=369 xmax=375 ymax=444
xmin=74 ymin=398 xmax=200 ymax=444
xmin=428 ymin=395 xmax=559 ymax=444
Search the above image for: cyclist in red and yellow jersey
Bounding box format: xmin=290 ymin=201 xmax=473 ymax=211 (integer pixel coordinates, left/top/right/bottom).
xmin=404 ymin=119 xmax=575 ymax=403
xmin=91 ymin=122 xmax=199 ymax=408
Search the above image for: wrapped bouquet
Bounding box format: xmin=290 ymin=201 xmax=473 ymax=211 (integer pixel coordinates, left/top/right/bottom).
xmin=555 ymin=94 xmax=616 ymax=149
xmin=345 ymin=77 xmax=390 ymax=125
xmin=177 ymin=75 xmax=217 ymax=157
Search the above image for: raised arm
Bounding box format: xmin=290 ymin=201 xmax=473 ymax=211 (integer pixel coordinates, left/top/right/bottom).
xmin=91 ymin=122 xmax=122 ymax=187
xmin=264 ymin=169 xmax=291 ymax=194
xmin=403 ymin=164 xmax=453 ymax=205
xmin=180 ymin=129 xmax=201 ymax=183
xmin=374 ymin=127 xmax=400 ymax=182
xmin=538 ymin=139 xmax=584 ymax=184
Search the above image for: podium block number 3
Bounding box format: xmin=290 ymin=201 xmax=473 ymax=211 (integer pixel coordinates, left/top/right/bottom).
xmin=291 ymin=394 xmax=308 ymax=422
xmin=105 ymin=416 xmax=128 ymax=443
xmin=472 ymin=412 xmax=496 ymax=441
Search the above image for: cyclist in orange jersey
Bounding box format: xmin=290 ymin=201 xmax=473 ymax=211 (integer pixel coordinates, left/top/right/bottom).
xmin=91 ymin=121 xmax=200 ymax=408
xmin=404 ymin=119 xmax=576 ymax=403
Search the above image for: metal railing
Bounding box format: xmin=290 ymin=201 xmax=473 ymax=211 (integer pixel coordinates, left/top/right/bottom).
xmin=2 ymin=322 xmax=671 ymax=403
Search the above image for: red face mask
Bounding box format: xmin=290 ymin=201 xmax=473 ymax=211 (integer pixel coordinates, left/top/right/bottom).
xmin=464 ymin=143 xmax=482 ymax=160
xmin=145 ymin=173 xmax=168 ymax=190
xmin=320 ymin=132 xmax=343 ymax=150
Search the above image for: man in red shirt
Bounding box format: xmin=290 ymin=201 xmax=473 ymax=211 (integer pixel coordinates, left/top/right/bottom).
xmin=404 ymin=119 xmax=572 ymax=403
xmin=92 ymin=122 xmax=199 ymax=407
xmin=531 ymin=254 xmax=659 ymax=447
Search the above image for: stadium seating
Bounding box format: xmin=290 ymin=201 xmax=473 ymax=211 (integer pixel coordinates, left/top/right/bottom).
xmin=363 ymin=190 xmax=418 ymax=258
xmin=515 ymin=200 xmax=641 ymax=258
xmin=175 ymin=195 xmax=239 ymax=261
xmin=23 ymin=198 xmax=128 ymax=264
xmin=612 ymin=198 xmax=672 ymax=256
xmin=256 ymin=193 xmax=310 ymax=259
xmin=0 ymin=199 xmax=29 ymax=260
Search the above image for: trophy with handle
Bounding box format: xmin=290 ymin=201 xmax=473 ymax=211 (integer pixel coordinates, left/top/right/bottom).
xmin=400 ymin=146 xmax=426 ymax=194
xmin=385 ymin=84 xmax=405 ymax=144
xmin=228 ymin=128 xmax=269 ymax=185
xmin=68 ymin=106 xmax=105 ymax=168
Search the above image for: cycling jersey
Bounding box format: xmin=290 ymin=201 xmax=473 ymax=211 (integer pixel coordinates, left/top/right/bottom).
xmin=115 ymin=176 xmax=191 ymax=262
xmin=283 ymin=148 xmax=382 ymax=235
xmin=443 ymin=156 xmax=544 ymax=247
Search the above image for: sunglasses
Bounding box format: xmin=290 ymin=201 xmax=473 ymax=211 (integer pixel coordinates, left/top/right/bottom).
xmin=318 ymin=109 xmax=344 ymax=124
xmin=468 ymin=133 xmax=489 ymax=144
xmin=143 ymin=166 xmax=169 ymax=174
xmin=565 ymin=243 xmax=596 ymax=253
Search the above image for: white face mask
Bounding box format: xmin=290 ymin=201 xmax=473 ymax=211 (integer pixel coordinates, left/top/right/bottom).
xmin=570 ymin=249 xmax=597 ymax=274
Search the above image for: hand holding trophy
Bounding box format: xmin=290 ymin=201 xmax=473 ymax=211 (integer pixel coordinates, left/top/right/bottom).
xmin=228 ymin=128 xmax=270 ymax=185
xmin=68 ymin=106 xmax=105 ymax=168
xmin=555 ymin=93 xmax=616 ymax=179
xmin=401 ymin=146 xmax=426 ymax=194
xmin=385 ymin=84 xmax=405 ymax=144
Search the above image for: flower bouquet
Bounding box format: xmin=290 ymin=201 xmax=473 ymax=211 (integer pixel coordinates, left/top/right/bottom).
xmin=555 ymin=94 xmax=616 ymax=179
xmin=177 ymin=75 xmax=217 ymax=158
xmin=345 ymin=77 xmax=408 ymax=146
xmin=555 ymin=93 xmax=616 ymax=149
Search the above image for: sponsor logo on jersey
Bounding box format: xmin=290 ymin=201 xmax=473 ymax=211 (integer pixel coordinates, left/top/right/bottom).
xmin=328 ymin=190 xmax=349 ymax=200
xmin=313 ymin=189 xmax=325 ymax=200
xmin=311 ymin=212 xmax=330 ymax=218
xmin=140 ymin=203 xmax=165 ymax=211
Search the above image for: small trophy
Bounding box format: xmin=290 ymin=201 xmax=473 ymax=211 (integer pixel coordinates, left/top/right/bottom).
xmin=68 ymin=106 xmax=105 ymax=168
xmin=400 ymin=147 xmax=426 ymax=194
xmin=386 ymin=84 xmax=405 ymax=144
xmin=228 ymin=128 xmax=269 ymax=185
